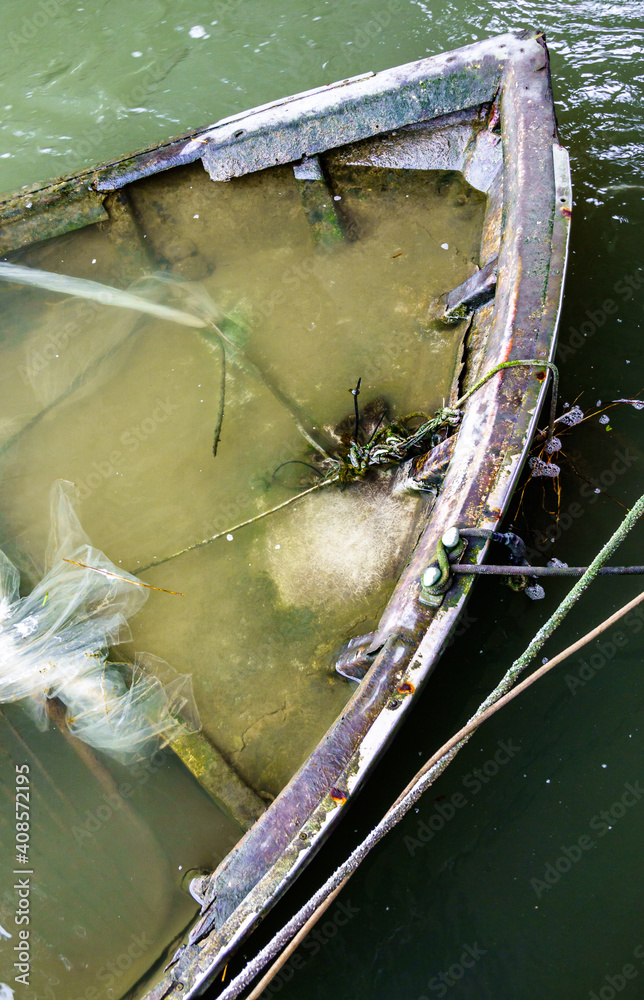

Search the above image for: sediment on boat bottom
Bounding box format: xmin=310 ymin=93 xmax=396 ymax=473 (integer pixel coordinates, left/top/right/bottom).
xmin=0 ymin=158 xmax=485 ymax=997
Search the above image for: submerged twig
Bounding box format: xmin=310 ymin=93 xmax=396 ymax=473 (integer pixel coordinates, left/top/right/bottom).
xmin=564 ymin=460 xmax=630 ymax=510
xmin=134 ymin=480 xmax=332 ymax=575
xmin=211 ymin=328 xmax=226 ymax=456
xmin=351 ymin=378 xmax=362 ymax=444
xmin=62 ymin=559 xmax=185 ymax=596
xmin=272 ymin=461 xmax=324 ymax=488
xmin=368 ymin=408 xmax=387 ymax=444
xmin=515 ymin=389 xmax=642 ymax=525
xmin=200 ymin=320 xmax=331 ymax=458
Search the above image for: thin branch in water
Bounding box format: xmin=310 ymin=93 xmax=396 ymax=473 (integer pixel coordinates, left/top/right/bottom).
xmin=62 ymin=559 xmax=185 ymax=595
xmin=272 ymin=460 xmax=324 ymax=488
xmin=511 ymin=473 xmax=532 ymax=523
xmin=565 ymin=460 xmax=629 ymax=509
xmin=368 ymin=409 xmax=387 ymax=444
xmin=211 ymin=328 xmax=226 ymax=456
xmin=572 ymin=392 xmax=644 ymax=429
xmin=351 ymin=378 xmax=362 ymax=444
xmin=199 ymin=322 xmax=332 ymax=460
xmin=134 ymin=481 xmax=332 ymax=575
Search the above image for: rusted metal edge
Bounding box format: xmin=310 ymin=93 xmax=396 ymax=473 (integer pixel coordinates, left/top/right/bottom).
xmin=141 ymin=32 xmax=569 ymax=1000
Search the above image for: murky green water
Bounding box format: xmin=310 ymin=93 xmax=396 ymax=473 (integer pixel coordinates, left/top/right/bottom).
xmin=1 ymin=2 xmax=643 ymax=1000
xmin=0 ymin=120 xmax=484 ymax=996
xmin=0 ymin=706 xmax=241 ymax=1000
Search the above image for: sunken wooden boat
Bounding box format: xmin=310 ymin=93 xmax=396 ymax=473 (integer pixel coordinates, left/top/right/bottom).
xmin=0 ymin=30 xmax=570 ymax=1000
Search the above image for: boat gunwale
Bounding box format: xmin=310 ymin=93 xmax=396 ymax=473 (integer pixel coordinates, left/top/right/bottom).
xmin=3 ymin=30 xmax=515 ymax=254
xmin=0 ymin=29 xmax=571 ymax=1000
xmin=137 ymin=30 xmax=571 ymax=1000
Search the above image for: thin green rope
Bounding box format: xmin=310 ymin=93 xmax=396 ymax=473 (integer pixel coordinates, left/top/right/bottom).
xmin=455 ymin=359 xmax=559 ymax=438
xmin=471 ymin=489 xmax=644 ymax=717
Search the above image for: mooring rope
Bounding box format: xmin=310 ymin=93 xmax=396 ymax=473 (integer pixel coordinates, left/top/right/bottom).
xmin=454 ymin=358 xmax=559 ymax=439
xmin=211 ymin=491 xmax=644 ymax=1000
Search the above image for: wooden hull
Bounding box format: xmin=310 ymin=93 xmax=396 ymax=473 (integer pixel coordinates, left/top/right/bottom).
xmin=0 ymin=29 xmax=570 ymax=1000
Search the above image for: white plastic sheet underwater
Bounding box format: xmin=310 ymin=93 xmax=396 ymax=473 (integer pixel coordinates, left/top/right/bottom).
xmin=0 ymin=480 xmax=199 ymax=761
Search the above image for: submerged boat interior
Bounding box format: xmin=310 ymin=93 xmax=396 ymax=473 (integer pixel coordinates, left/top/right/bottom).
xmin=0 ymin=31 xmax=570 ymax=1000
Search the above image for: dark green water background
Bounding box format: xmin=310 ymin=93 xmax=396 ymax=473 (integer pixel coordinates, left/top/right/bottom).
xmin=1 ymin=2 xmax=643 ymax=999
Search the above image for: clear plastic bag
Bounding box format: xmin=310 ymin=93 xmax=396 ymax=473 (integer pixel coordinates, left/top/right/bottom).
xmin=0 ymin=481 xmax=199 ymax=761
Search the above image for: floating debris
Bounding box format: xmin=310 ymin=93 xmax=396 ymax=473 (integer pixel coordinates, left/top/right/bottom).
xmin=0 ymin=262 xmax=207 ymax=328
xmin=613 ymin=398 xmax=644 ymax=410
xmin=555 ymin=405 xmax=584 ymax=427
xmin=138 ymin=360 xmax=561 ymax=573
xmin=0 ymin=482 xmax=198 ymax=761
xmin=529 ymin=456 xmax=561 ymax=478
xmin=0 ymin=262 xmax=330 ymax=461
xmin=62 ymin=559 xmax=185 ymax=596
